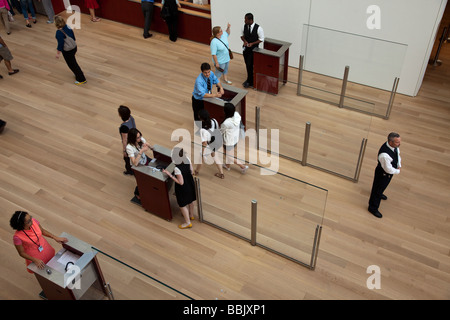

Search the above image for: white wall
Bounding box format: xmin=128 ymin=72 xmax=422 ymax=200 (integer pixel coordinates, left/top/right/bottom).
xmin=211 ymin=0 xmax=447 ymax=96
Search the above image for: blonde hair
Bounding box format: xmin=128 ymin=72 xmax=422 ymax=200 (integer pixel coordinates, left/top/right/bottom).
xmin=210 ymin=26 xmax=221 ymax=41
xmin=54 ymin=15 xmax=66 ymax=29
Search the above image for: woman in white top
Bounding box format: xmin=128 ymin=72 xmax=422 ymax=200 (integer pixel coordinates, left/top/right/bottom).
xmin=194 ymin=109 xmax=224 ymax=179
xmin=220 ymin=103 xmax=248 ymax=173
xmin=126 ymin=128 xmax=153 ymax=167
xmin=126 ymin=128 xmax=153 ymax=204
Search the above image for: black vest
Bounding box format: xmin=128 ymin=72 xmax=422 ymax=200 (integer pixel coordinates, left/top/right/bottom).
xmin=243 ymin=23 xmax=260 ymax=49
xmin=377 ymin=143 xmax=398 ymax=172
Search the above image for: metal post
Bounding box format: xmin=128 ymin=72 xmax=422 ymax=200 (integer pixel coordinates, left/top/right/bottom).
xmin=251 ymin=200 xmax=257 ymax=246
xmin=310 ymin=225 xmax=322 ymax=270
xmin=430 ymin=26 xmax=448 ymax=66
xmin=339 ymin=66 xmax=350 ymax=108
xmin=297 ymin=55 xmax=304 ymax=96
xmin=385 ymin=77 xmax=399 ymax=120
xmin=302 ymin=122 xmax=311 ymax=166
xmin=194 ymin=177 xmax=203 ymax=222
xmin=353 ymin=138 xmax=367 ymax=182
xmin=255 ymin=106 xmax=260 ymax=150
xmin=105 ymin=283 xmax=115 ymax=300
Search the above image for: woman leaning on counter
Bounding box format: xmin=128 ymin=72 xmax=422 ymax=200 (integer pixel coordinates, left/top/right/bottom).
xmin=10 ymin=211 xmax=68 ymax=273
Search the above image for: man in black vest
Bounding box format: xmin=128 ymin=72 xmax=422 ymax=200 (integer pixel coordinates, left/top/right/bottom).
xmin=240 ymin=13 xmax=264 ymax=88
xmin=368 ymin=132 xmax=402 ymax=218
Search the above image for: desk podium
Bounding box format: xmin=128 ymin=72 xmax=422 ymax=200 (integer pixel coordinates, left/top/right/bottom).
xmin=253 ymin=38 xmax=292 ymax=95
xmin=28 ymin=233 xmax=112 ymax=300
xmin=132 ymin=144 xmax=175 ymax=221
xmin=203 ymin=83 xmax=248 ymax=126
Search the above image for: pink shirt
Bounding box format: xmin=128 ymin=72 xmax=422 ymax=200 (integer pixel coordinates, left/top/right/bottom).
xmin=13 ymin=218 xmax=55 ymax=273
xmin=0 ymin=0 xmax=11 ymax=10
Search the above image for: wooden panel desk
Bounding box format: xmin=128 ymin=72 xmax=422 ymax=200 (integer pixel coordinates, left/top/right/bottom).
xmin=253 ymin=38 xmax=292 ymax=95
xmin=132 ymin=145 xmax=175 ymax=221
xmin=203 ymin=83 xmax=248 ymax=126
xmin=28 ymin=233 xmax=111 ymax=300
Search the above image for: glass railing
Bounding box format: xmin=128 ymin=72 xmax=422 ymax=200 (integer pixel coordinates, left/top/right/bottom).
xmin=192 ymin=142 xmax=327 ymax=269
xmin=92 ymin=247 xmax=194 ymax=300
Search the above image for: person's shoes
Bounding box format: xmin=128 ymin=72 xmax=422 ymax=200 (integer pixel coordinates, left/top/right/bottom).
xmin=143 ymin=33 xmax=153 ymax=39
xmin=243 ymin=81 xmax=250 ymax=88
xmin=178 ymin=223 xmax=192 ymax=229
xmin=26 ymin=24 xmax=32 ymax=28
xmin=33 ymin=19 xmax=37 ymax=24
xmin=75 ymin=80 xmax=87 ymax=85
xmin=8 ymin=69 xmax=19 ymax=76
xmin=222 ymin=164 xmax=230 ymax=171
xmin=241 ymin=165 xmax=249 ymax=174
xmin=47 ymin=20 xmax=54 ymax=24
xmin=0 ymin=119 xmax=6 ymax=134
xmin=224 ymin=80 xmax=233 ymax=84
xmin=130 ymin=196 xmax=141 ymax=206
xmin=368 ymin=208 xmax=382 ymax=218
xmin=7 ymin=32 xmax=10 ymax=35
xmin=380 ymin=194 xmax=388 ymax=200
xmin=0 ymin=74 xmax=3 ymax=79
xmin=123 ymin=170 xmax=134 ymax=176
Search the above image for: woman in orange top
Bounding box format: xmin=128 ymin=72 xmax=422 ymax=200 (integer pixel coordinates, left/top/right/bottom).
xmin=10 ymin=211 xmax=68 ymax=273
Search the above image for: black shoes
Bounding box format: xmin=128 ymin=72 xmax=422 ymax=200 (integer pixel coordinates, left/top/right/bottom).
xmin=123 ymin=170 xmax=134 ymax=176
xmin=380 ymin=194 xmax=388 ymax=200
xmin=143 ymin=33 xmax=153 ymax=39
xmin=368 ymin=209 xmax=382 ymax=218
xmin=242 ymin=81 xmax=253 ymax=88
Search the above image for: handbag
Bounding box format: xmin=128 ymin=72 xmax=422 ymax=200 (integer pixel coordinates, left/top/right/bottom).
xmin=60 ymin=29 xmax=77 ymax=51
xmin=217 ymin=38 xmax=233 ymax=60
xmin=160 ymin=5 xmax=170 ymax=20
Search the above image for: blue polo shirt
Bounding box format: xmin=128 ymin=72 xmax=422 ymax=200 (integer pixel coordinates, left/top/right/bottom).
xmin=192 ymin=72 xmax=219 ymax=100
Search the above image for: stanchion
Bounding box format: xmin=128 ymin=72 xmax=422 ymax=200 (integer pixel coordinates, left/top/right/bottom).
xmin=251 ymin=200 xmax=257 ymax=246
xmin=339 ymin=66 xmax=350 ymax=108
xmin=302 ymin=122 xmax=311 ymax=166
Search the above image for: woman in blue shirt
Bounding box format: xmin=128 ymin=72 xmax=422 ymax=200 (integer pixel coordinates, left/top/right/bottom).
xmin=54 ymin=15 xmax=86 ymax=85
xmin=210 ymin=24 xmax=232 ymax=84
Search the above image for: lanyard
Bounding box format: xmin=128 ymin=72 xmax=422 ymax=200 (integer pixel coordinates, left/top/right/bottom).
xmin=22 ymin=226 xmax=43 ymax=251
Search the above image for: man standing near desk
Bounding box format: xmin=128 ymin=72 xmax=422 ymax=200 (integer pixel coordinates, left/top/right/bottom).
xmin=141 ymin=0 xmax=155 ymax=39
xmin=192 ymin=62 xmax=224 ymax=121
xmin=240 ymin=13 xmax=264 ymax=88
xmin=368 ymin=132 xmax=402 ymax=218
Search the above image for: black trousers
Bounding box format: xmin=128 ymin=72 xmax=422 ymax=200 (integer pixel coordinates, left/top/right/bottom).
xmin=368 ymin=167 xmax=393 ymax=212
xmin=165 ymin=15 xmax=178 ymax=41
xmin=62 ymin=47 xmax=86 ymax=82
xmin=141 ymin=1 xmax=154 ymax=37
xmin=123 ymin=155 xmax=132 ymax=173
xmin=243 ymin=47 xmax=254 ymax=85
xmin=191 ymin=96 xmax=204 ymax=121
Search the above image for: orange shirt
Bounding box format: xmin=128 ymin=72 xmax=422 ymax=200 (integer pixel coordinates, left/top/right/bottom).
xmin=13 ymin=218 xmax=55 ymax=273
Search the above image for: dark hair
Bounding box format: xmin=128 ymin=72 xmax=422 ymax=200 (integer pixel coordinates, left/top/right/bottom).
xmin=388 ymin=132 xmax=400 ymax=142
xmin=198 ymin=109 xmax=212 ymax=130
xmin=127 ymin=128 xmax=143 ymax=148
xmin=10 ymin=211 xmax=28 ymax=231
xmin=245 ymin=13 xmax=254 ymax=21
xmin=224 ymin=102 xmax=235 ymax=119
xmin=201 ymin=62 xmax=211 ymax=72
xmin=118 ymin=105 xmax=131 ymax=122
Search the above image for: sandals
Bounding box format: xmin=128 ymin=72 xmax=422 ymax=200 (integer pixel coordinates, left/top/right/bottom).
xmin=91 ymin=17 xmax=101 ymax=22
xmin=193 ymin=170 xmax=199 ymax=176
xmin=215 ymin=173 xmax=225 ymax=179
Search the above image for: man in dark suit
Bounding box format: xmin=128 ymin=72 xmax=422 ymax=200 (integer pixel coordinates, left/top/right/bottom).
xmin=368 ymin=132 xmax=402 ymax=218
xmin=240 ymin=13 xmax=264 ymax=88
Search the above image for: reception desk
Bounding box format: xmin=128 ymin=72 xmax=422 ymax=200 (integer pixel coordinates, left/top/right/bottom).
xmin=132 ymin=144 xmax=175 ymax=221
xmin=203 ymin=83 xmax=248 ymax=126
xmin=28 ymin=233 xmax=111 ymax=300
xmin=253 ymin=38 xmax=292 ymax=95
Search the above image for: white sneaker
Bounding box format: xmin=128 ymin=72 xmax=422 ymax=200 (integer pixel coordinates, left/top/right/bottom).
xmin=222 ymin=164 xmax=230 ymax=171
xmin=241 ymin=165 xmax=249 ymax=174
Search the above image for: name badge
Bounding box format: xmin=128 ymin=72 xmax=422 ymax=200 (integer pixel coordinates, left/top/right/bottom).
xmin=38 ymin=246 xmax=43 ymax=252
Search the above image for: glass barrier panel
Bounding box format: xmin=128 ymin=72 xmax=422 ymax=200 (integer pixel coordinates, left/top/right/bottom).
xmin=306 ymin=105 xmax=372 ymax=179
xmin=93 ymin=247 xmax=193 ymax=300
xmin=255 ymin=167 xmax=327 ymax=264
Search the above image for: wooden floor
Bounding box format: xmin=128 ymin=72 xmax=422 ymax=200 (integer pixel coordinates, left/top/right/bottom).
xmin=0 ymin=11 xmax=449 ymax=300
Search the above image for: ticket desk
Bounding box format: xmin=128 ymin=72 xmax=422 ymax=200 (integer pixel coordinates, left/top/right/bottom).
xmin=203 ymin=83 xmax=248 ymax=126
xmin=132 ymin=144 xmax=175 ymax=221
xmin=28 ymin=233 xmax=112 ymax=300
xmin=253 ymin=38 xmax=292 ymax=95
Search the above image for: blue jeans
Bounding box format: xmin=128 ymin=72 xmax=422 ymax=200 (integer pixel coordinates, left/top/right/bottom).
xmin=19 ymin=0 xmax=36 ymax=20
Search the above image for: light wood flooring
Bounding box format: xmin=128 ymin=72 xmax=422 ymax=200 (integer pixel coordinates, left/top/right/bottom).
xmin=0 ymin=12 xmax=449 ymax=300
